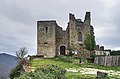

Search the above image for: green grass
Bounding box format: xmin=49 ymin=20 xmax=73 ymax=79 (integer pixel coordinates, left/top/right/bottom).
xmin=66 ymin=72 xmax=96 ymax=79
xmin=30 ymin=56 xmax=120 ymax=78
xmin=30 ymin=56 xmax=80 ymax=69
xmin=81 ymin=63 xmax=120 ymax=71
xmin=30 ymin=57 xmax=120 ymax=71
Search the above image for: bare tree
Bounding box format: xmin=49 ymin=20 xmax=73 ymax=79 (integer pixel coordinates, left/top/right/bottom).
xmin=10 ymin=47 xmax=28 ymax=79
xmin=16 ymin=47 xmax=28 ymax=62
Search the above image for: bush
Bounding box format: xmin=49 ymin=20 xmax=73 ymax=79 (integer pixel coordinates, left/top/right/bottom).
xmin=84 ymin=34 xmax=95 ymax=51
xmin=15 ymin=65 xmax=66 ymax=79
xmin=10 ymin=63 xmax=23 ymax=79
xmin=110 ymin=50 xmax=120 ymax=56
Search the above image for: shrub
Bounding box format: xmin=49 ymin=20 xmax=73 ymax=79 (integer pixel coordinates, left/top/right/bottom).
xmin=84 ymin=34 xmax=95 ymax=51
xmin=10 ymin=47 xmax=27 ymax=79
xmin=110 ymin=50 xmax=120 ymax=56
xmin=10 ymin=63 xmax=23 ymax=79
xmin=15 ymin=65 xmax=66 ymax=79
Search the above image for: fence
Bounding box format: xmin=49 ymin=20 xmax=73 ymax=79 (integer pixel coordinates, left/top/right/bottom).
xmin=94 ymin=56 xmax=120 ymax=66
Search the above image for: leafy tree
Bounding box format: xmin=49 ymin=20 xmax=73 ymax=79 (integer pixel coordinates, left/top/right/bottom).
xmin=10 ymin=47 xmax=28 ymax=79
xmin=84 ymin=34 xmax=95 ymax=50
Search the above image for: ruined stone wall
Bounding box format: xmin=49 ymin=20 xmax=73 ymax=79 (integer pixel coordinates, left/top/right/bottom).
xmin=56 ymin=26 xmax=63 ymax=46
xmin=37 ymin=12 xmax=95 ymax=57
xmin=94 ymin=56 xmax=120 ymax=66
xmin=37 ymin=21 xmax=56 ymax=57
xmin=68 ymin=12 xmax=93 ymax=53
xmin=68 ymin=13 xmax=84 ymax=52
xmin=69 ymin=13 xmax=79 ymax=50
xmin=83 ymin=12 xmax=91 ymax=37
xmin=56 ymin=25 xmax=68 ymax=55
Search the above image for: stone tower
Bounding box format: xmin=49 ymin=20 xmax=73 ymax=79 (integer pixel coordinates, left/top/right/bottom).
xmin=37 ymin=12 xmax=95 ymax=58
xmin=37 ymin=21 xmax=56 ymax=57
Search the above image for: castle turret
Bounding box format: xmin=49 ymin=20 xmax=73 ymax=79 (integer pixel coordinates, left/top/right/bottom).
xmin=37 ymin=21 xmax=57 ymax=57
xmin=69 ymin=13 xmax=75 ymax=21
xmin=84 ymin=12 xmax=91 ymax=25
xmin=83 ymin=12 xmax=91 ymax=36
xmin=68 ymin=13 xmax=78 ymax=50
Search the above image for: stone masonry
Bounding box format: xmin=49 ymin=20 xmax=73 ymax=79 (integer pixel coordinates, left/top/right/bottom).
xmin=37 ymin=12 xmax=94 ymax=57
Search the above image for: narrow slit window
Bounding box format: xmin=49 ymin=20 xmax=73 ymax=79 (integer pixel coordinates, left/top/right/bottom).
xmin=78 ymin=32 xmax=82 ymax=43
xmin=45 ymin=27 xmax=48 ymax=33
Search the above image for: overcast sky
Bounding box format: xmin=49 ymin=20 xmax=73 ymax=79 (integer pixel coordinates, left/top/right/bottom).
xmin=0 ymin=0 xmax=120 ymax=56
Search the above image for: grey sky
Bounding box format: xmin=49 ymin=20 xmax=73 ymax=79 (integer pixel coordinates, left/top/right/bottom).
xmin=0 ymin=0 xmax=120 ymax=55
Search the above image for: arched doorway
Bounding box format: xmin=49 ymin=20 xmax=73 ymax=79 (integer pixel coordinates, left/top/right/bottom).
xmin=60 ymin=46 xmax=66 ymax=55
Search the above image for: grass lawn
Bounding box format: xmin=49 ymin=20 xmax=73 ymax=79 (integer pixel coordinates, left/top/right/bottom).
xmin=30 ymin=56 xmax=120 ymax=79
xmin=66 ymin=72 xmax=96 ymax=79
xmin=30 ymin=57 xmax=80 ymax=69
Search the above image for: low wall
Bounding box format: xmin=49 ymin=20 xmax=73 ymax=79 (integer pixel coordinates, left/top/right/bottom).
xmin=94 ymin=56 xmax=120 ymax=66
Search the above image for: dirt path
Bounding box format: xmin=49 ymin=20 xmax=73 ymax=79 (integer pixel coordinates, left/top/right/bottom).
xmin=66 ymin=68 xmax=120 ymax=77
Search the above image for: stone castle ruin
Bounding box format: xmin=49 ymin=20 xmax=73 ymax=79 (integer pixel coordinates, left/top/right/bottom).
xmin=37 ymin=12 xmax=95 ymax=57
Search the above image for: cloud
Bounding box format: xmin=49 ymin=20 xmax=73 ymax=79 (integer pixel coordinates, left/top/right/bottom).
xmin=0 ymin=0 xmax=120 ymax=56
xmin=92 ymin=0 xmax=120 ymax=50
xmin=0 ymin=15 xmax=36 ymax=55
xmin=0 ymin=1 xmax=34 ymax=26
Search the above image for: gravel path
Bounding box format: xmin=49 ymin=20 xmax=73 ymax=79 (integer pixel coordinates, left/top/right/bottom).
xmin=66 ymin=68 xmax=120 ymax=77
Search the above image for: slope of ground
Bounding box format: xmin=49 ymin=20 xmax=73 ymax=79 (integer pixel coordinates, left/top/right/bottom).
xmin=30 ymin=56 xmax=120 ymax=79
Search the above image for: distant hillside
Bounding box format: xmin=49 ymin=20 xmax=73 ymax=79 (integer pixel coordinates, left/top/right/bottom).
xmin=0 ymin=53 xmax=18 ymax=79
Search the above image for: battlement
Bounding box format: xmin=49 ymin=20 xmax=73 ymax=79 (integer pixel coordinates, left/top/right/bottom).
xmin=85 ymin=12 xmax=91 ymax=20
xmin=37 ymin=20 xmax=57 ymax=26
xmin=37 ymin=20 xmax=56 ymax=24
xmin=37 ymin=20 xmax=56 ymax=22
xmin=69 ymin=13 xmax=75 ymax=21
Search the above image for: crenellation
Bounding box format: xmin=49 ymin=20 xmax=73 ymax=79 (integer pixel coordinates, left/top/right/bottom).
xmin=84 ymin=12 xmax=91 ymax=21
xmin=69 ymin=13 xmax=76 ymax=21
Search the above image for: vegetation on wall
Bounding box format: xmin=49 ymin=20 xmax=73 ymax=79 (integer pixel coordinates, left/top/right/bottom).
xmin=84 ymin=33 xmax=95 ymax=51
xmin=110 ymin=50 xmax=120 ymax=56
